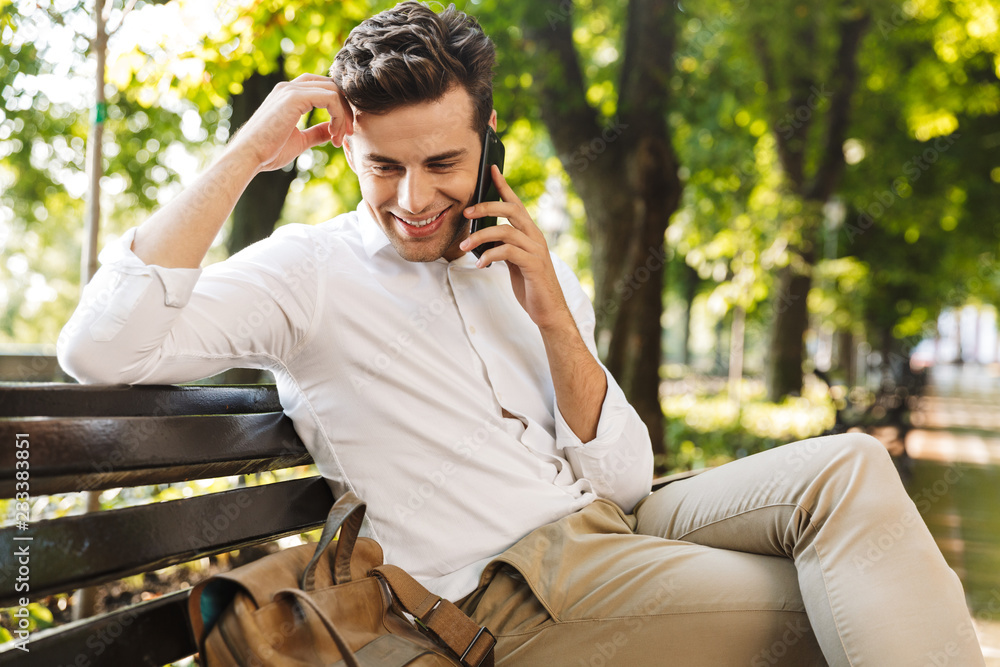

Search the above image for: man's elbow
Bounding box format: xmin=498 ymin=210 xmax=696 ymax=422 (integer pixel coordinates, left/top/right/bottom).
xmin=56 ymin=328 xmax=129 ymax=385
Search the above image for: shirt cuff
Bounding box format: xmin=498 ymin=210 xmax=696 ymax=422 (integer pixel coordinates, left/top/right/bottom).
xmin=554 ymin=364 xmax=653 ymax=512
xmin=553 ymin=364 xmax=627 ymax=451
xmin=98 ymin=227 xmax=203 ymax=308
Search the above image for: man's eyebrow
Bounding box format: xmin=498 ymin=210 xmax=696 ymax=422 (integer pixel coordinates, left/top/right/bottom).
xmin=363 ymin=153 xmax=402 ymax=164
xmin=424 ymin=149 xmax=468 ymax=163
xmin=362 ymin=149 xmax=469 ymax=164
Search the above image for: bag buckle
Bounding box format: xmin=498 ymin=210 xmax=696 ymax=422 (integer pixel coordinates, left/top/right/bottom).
xmin=459 ymin=626 xmax=496 ymax=666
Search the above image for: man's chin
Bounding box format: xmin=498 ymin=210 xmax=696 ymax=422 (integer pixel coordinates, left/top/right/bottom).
xmin=389 ymin=240 xmax=445 ymax=263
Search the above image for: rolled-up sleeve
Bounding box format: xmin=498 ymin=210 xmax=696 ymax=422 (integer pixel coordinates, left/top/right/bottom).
xmin=57 ymin=225 xmax=323 ymax=386
xmin=550 ymin=256 xmax=654 ymax=513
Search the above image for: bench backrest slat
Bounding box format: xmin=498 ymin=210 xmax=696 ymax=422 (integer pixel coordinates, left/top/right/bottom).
xmin=0 ymin=383 xmax=283 ymax=417
xmin=0 ymin=589 xmax=195 ymax=666
xmin=0 ymin=412 xmax=310 ymax=496
xmin=0 ymin=477 xmax=333 ymax=607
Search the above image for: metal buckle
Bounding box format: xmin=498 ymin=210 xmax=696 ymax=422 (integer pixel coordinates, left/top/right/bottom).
xmin=459 ymin=626 xmax=497 ymax=666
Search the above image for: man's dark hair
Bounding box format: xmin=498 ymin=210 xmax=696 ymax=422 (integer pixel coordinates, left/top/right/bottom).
xmin=330 ymin=1 xmax=496 ymax=135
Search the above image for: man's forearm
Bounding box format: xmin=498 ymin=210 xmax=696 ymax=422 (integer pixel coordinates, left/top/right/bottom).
xmin=539 ymin=314 xmax=608 ymax=442
xmin=130 ymin=145 xmax=261 ymax=269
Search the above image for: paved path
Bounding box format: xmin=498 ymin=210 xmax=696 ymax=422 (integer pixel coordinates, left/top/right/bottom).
xmin=903 ymin=364 xmax=1000 ymax=663
xmin=907 ymin=364 xmax=1000 ymax=465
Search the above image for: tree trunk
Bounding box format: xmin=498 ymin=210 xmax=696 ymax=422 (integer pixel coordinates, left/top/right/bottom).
xmin=836 ymin=329 xmax=856 ymax=387
xmin=74 ymin=0 xmax=108 ymax=622
xmin=767 ymin=265 xmax=813 ymax=398
xmin=954 ymin=311 xmax=964 ymax=364
xmin=525 ymin=0 xmax=679 ymax=455
xmin=756 ymin=12 xmax=870 ymax=401
xmin=728 ymin=305 xmax=746 ymax=408
xmin=227 ymin=66 xmax=297 ymax=256
xmin=713 ymin=314 xmax=726 ymax=374
xmin=681 ymin=262 xmax=698 ymax=366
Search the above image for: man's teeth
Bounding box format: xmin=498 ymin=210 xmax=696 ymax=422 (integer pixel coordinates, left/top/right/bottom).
xmin=398 ymin=212 xmax=441 ymax=227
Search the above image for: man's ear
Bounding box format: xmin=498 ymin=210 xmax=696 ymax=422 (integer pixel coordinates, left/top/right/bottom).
xmin=343 ymin=136 xmax=357 ymax=174
xmin=488 ymin=109 xmax=497 ymax=132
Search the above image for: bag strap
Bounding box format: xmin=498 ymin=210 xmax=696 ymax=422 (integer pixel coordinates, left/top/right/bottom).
xmin=274 ymin=588 xmax=363 ymax=667
xmin=373 ymin=564 xmax=496 ymax=667
xmin=301 ymin=491 xmax=367 ymax=590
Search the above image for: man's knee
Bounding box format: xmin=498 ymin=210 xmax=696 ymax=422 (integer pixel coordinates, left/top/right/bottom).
xmin=783 ymin=432 xmax=886 ymax=476
xmin=836 ymin=432 xmax=892 ymax=466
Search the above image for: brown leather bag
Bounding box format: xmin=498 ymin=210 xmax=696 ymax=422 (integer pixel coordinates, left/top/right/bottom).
xmin=188 ymin=491 xmax=496 ymax=667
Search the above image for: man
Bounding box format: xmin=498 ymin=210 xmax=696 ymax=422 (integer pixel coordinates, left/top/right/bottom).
xmin=58 ymin=3 xmax=984 ymax=665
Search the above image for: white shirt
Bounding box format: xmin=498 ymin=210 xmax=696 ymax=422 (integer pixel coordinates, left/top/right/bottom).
xmin=57 ymin=202 xmax=654 ymax=601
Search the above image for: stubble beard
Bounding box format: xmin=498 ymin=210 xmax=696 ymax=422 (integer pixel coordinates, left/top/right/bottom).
xmin=383 ymin=205 xmax=470 ymax=263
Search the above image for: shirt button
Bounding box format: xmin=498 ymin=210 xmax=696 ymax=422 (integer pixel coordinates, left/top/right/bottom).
xmin=469 ymin=325 xmax=476 ymax=334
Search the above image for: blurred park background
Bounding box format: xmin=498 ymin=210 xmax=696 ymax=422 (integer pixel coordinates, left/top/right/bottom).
xmin=2 ymin=0 xmax=1000 ymax=660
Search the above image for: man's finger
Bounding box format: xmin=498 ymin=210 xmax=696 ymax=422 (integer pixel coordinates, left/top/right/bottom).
xmin=301 ymin=122 xmax=334 ymax=148
xmin=475 ymin=242 xmax=535 ymax=270
xmin=462 ymin=223 xmax=540 ymax=258
xmin=290 ymin=73 xmax=339 ymax=84
xmin=492 ymin=165 xmax=521 ymax=205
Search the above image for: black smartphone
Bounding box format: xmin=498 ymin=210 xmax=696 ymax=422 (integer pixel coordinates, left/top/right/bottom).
xmin=470 ymin=127 xmax=506 ymax=259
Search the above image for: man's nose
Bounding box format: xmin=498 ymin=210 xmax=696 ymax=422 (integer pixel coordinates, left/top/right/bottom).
xmin=397 ymin=170 xmax=434 ymax=214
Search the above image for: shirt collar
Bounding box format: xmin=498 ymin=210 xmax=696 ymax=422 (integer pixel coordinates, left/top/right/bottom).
xmin=356 ymin=200 xmax=393 ymax=260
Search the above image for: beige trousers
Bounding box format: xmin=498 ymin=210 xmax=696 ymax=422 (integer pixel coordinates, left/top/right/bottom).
xmin=458 ymin=433 xmax=985 ymax=666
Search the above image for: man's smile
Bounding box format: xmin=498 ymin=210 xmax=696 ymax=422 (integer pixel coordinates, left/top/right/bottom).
xmin=390 ymin=208 xmax=451 ymax=238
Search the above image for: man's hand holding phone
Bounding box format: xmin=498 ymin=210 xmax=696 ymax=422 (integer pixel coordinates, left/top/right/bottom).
xmin=460 ymin=164 xmax=575 ymax=334
xmin=461 ymin=148 xmax=607 ymax=443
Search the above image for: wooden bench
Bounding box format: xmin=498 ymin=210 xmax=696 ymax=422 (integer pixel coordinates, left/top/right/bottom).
xmin=0 ymin=383 xmax=335 ymax=666
xmin=0 ymin=383 xmax=695 ymax=666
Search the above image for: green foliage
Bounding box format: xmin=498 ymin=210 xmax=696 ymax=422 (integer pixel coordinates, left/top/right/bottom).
xmin=660 ymin=378 xmax=836 ymax=472
xmin=838 ymin=0 xmax=1000 ymax=344
xmin=1 ymin=1 xmax=204 ymax=345
xmin=0 ymin=601 xmax=55 ymax=638
xmin=667 ymin=0 xmax=999 ymax=378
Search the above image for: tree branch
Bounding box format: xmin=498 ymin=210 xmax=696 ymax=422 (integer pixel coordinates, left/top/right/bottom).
xmin=752 ymin=34 xmax=803 ymax=187
xmin=618 ymin=0 xmax=675 ymax=132
xmin=806 ymin=10 xmax=870 ymax=201
xmin=523 ymin=1 xmax=602 ymax=170
xmin=107 ymin=0 xmax=140 ymax=37
xmin=755 ymin=18 xmax=819 ymax=193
